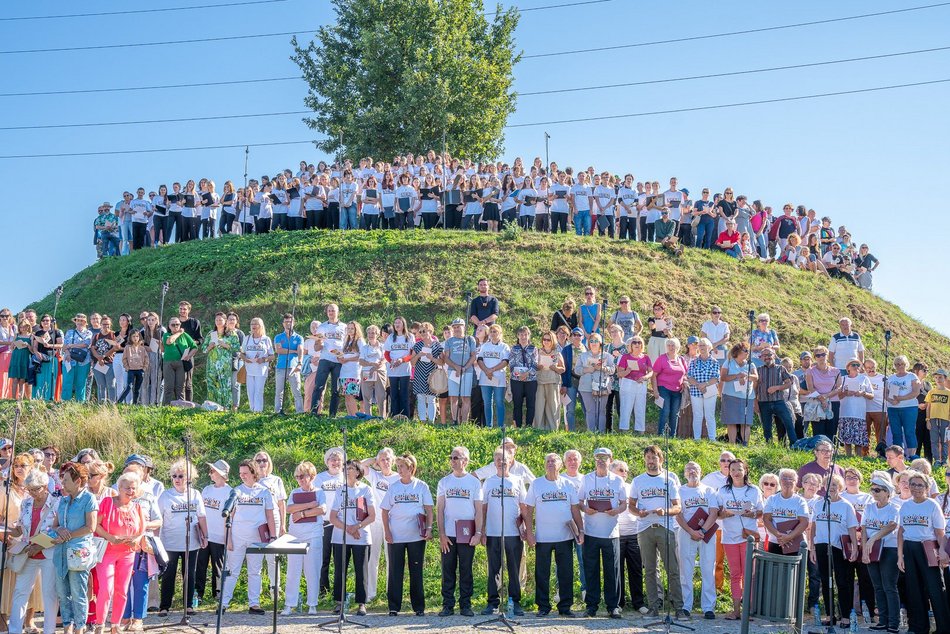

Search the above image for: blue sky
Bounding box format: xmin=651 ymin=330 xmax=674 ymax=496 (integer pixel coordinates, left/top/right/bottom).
xmin=1 ymin=0 xmax=948 ymax=338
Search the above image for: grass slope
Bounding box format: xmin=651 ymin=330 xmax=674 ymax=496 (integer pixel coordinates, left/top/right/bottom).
xmin=30 ymin=230 xmax=950 ymax=380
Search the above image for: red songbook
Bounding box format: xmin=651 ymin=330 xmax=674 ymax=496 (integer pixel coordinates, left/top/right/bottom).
xmin=417 ymin=514 xmax=428 ymax=538
xmin=515 ymin=515 xmax=528 ymax=540
xmin=773 ymin=519 xmax=801 ymax=554
xmin=354 ymin=496 xmax=368 ymax=522
xmin=588 ymin=499 xmax=612 ymax=512
xmin=686 ymin=508 xmax=717 ymax=544
xmin=840 ymin=534 xmax=857 ymax=560
xmin=257 ymin=523 xmax=272 ymax=543
xmin=293 ymin=491 xmax=317 ymax=523
xmin=866 ymin=539 xmax=882 ymax=563
xmin=924 ymin=539 xmax=940 ymax=567
xmin=455 ymin=520 xmax=476 ymax=540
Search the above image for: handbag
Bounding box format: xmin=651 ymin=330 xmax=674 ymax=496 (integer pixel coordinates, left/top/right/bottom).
xmin=428 ymin=367 xmax=449 ymax=394
xmin=69 ymin=348 xmax=89 ymax=363
xmin=236 ymin=364 xmax=247 ymax=385
xmin=66 ymin=538 xmax=107 ymax=572
xmin=145 ymin=534 xmax=169 ymax=568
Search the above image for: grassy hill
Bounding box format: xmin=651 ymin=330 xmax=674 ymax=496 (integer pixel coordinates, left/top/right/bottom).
xmin=30 ymin=229 xmax=950 ymax=372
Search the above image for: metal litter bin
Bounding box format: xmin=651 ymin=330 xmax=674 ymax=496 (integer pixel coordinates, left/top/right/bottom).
xmin=741 ymin=537 xmax=807 ymax=634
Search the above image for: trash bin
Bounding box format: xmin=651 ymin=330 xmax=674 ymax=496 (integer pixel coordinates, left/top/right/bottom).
xmin=741 ymin=537 xmax=807 ymax=634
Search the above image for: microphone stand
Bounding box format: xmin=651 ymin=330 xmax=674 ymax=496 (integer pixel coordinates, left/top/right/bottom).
xmin=880 ymin=330 xmax=892 ymax=453
xmin=808 ymin=435 xmax=842 ymax=634
xmin=742 ymin=310 xmax=755 ymax=446
xmin=278 ymin=283 xmax=300 ymax=416
xmin=318 ymin=422 xmax=367 ymax=632
xmin=646 ymin=427 xmax=694 ymax=632
xmin=0 ymin=406 xmax=22 ymax=604
xmin=214 ymin=490 xmax=237 ymax=634
xmin=594 ymin=298 xmax=608 ymax=434
xmin=52 ymin=285 xmax=64 ymax=328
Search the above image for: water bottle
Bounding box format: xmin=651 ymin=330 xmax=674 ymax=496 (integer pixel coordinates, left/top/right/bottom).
xmin=813 ymin=605 xmax=821 ymax=626
xmin=862 ymin=601 xmax=871 ymax=624
xmin=506 ymin=597 xmax=514 ymax=618
xmin=849 ymin=609 xmax=857 ymax=634
xmin=344 ymin=592 xmax=353 ymax=612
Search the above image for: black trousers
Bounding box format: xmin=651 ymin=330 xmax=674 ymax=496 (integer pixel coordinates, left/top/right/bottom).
xmin=811 ymin=402 xmax=841 ymax=439
xmin=327 ymin=203 xmax=340 ymax=229
xmin=903 ymin=540 xmax=950 ymax=634
xmin=195 ymin=541 xmax=226 ymax=601
xmin=160 ymin=549 xmax=199 ymax=610
xmin=441 ymin=537 xmax=475 ymax=610
xmin=678 ymin=222 xmax=693 ymax=247
xmin=422 ymin=213 xmax=439 ymax=230
xmin=618 ymin=534 xmax=645 ymax=610
xmin=387 ymin=540 xmax=426 ymax=613
xmin=639 ymin=217 xmax=655 ymax=242
xmin=551 ymin=213 xmax=568 ymax=233
xmin=320 ymin=523 xmax=333 ymax=594
xmin=596 ymin=215 xmax=615 ymax=237
xmin=131 ymin=222 xmax=148 ymax=250
xmin=618 ymin=216 xmax=637 ymax=240
xmin=188 ymin=216 xmax=201 ymax=241
xmin=255 ymin=217 xmax=271 ymax=234
xmin=917 ymin=410 xmax=931 ymax=461
xmin=362 ymin=214 xmax=381 ymax=230
xmin=171 ymin=211 xmax=184 ymax=243
xmin=389 ymin=376 xmax=411 ymax=418
xmin=153 ymin=215 xmax=171 ymax=244
xmin=535 ymin=539 xmax=574 ymax=613
xmin=201 ymin=217 xmax=216 ymax=239
xmin=310 ymin=359 xmax=342 ymax=416
xmin=867 ymin=547 xmax=899 ymax=630
xmin=583 ymin=535 xmax=620 ymax=612
xmin=332 ymin=542 xmax=369 ymax=604
xmin=806 ymin=555 xmax=821 ymax=609
xmin=486 ymin=536 xmax=522 ymax=609
xmin=510 ymin=380 xmax=537 ymax=428
xmin=446 ymin=206 xmax=463 ymax=229
xmin=605 ymin=391 xmax=621 ymax=433
xmin=470 ymin=382 xmax=485 ymax=426
xmin=815 ymin=544 xmax=849 ymax=621
xmin=306 ymin=209 xmax=320 ymax=229
xmin=117 ymin=368 xmax=144 ymax=404
xmin=241 ymin=221 xmax=254 ymax=235
xmin=273 ymin=213 xmax=287 ymax=231
xmin=219 ymin=211 xmax=234 ymax=235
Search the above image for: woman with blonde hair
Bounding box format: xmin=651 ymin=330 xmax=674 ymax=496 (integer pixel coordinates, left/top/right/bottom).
xmin=410 ymin=323 xmax=443 ymax=422
xmin=157 ymin=460 xmax=208 ymax=617
xmin=534 ymin=331 xmax=565 ymax=430
xmin=140 ymin=313 xmax=164 ymax=405
xmin=381 ymin=454 xmax=432 ymax=616
xmin=282 ymin=461 xmax=326 ymax=615
xmin=240 ymin=318 xmax=274 ymax=413
xmin=219 ymin=180 xmax=237 ymax=234
xmin=358 ymin=325 xmax=387 ymax=418
xmin=337 ymin=321 xmax=365 ymax=417
xmin=0 ymin=453 xmax=33 ymax=630
xmin=8 ymin=468 xmax=58 ymax=634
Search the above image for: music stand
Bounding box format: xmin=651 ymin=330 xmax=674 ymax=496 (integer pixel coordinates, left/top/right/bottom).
xmin=248 ymin=534 xmax=309 ymax=634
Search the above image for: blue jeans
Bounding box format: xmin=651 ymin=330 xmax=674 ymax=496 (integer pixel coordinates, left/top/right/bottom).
xmin=657 ymin=385 xmax=682 ymax=436
xmin=389 ymin=375 xmax=410 ymax=418
xmin=721 ymin=244 xmax=742 ymax=258
xmin=94 ymin=363 xmax=116 ymax=402
xmin=758 ymin=400 xmax=797 ymax=444
xmin=339 ymin=205 xmax=358 ymax=230
xmin=755 ymin=233 xmax=768 ymax=258
xmin=888 ymin=406 xmax=919 ymax=453
xmin=480 ymin=385 xmax=506 ymax=428
xmin=120 ymin=217 xmax=133 ymax=255
xmin=123 ymin=566 xmax=150 ymax=619
xmin=99 ymin=231 xmax=120 ymax=257
xmin=56 ymin=569 xmax=90 ymax=628
xmin=62 ymin=362 xmax=90 ymax=402
xmin=310 ymin=360 xmax=342 ymax=416
xmin=565 ymin=386 xmax=578 ymax=431
xmin=574 ymin=210 xmax=591 ymax=236
xmin=695 ymin=217 xmax=716 ymax=249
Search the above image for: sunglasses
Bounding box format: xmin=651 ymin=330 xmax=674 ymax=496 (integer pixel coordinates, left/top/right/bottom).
xmin=870 ymin=487 xmax=885 ymax=494
xmin=762 ymin=482 xmax=777 ymax=487
xmin=450 ymin=456 xmax=463 ymax=461
xmin=171 ymin=474 xmax=185 ymax=480
xmin=711 ymin=311 xmax=721 ymax=315
xmin=255 ymin=458 xmax=269 ymax=464
xmin=813 ymin=352 xmax=827 ymax=357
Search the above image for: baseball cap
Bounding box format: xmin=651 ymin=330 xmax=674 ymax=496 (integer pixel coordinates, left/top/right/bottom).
xmin=451 ymin=318 xmax=465 ymax=326
xmin=124 ymin=454 xmax=153 ymax=469
xmin=686 ymin=336 xmax=699 ymax=345
xmin=935 ymin=369 xmax=949 ymax=378
xmin=799 ymin=351 xmax=812 ymax=360
xmin=207 ymin=460 xmax=230 ymax=477
xmin=594 ymin=447 xmax=613 ymax=458
xmin=571 ymin=327 xmax=584 ymax=335
xmin=0 ymin=438 xmax=11 ymax=450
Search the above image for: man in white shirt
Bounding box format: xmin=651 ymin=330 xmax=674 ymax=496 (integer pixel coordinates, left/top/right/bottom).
xmin=701 ymin=306 xmax=731 ymax=362
xmin=630 ymin=445 xmax=685 ymax=619
xmin=578 ymin=447 xmax=626 ymax=619
xmin=700 ymin=450 xmax=734 ymax=594
xmin=474 ymin=437 xmax=536 ymax=486
xmin=309 ymin=304 xmax=347 ymax=417
xmin=560 ymin=450 xmax=586 ymax=598
xmin=827 ymin=318 xmax=865 ymax=368
xmin=525 ymin=453 xmax=583 ymax=617
xmin=436 ymin=446 xmax=483 ymax=617
xmin=480 ymin=449 xmax=526 ymax=617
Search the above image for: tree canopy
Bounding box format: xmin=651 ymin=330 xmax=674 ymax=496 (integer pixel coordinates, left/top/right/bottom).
xmin=292 ymin=0 xmax=520 ymax=161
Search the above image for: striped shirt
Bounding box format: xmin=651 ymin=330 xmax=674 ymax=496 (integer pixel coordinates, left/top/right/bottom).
xmin=756 ymin=362 xmax=792 ymax=402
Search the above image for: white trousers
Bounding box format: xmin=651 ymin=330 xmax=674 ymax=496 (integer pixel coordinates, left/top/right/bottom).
xmin=247 ymin=372 xmax=268 ymax=412
xmin=618 ymin=380 xmax=648 ymax=432
xmin=284 ymin=532 xmax=322 ymax=608
xmin=690 ymin=393 xmax=718 ymax=440
xmin=677 ymin=531 xmax=717 ymax=613
xmin=222 ymin=537 xmax=265 ymax=607
xmin=10 ymin=557 xmax=58 ymax=634
xmin=113 ymin=353 xmax=130 ymax=403
xmin=366 ymin=520 xmax=388 ymax=601
xmin=416 ymin=395 xmax=437 ymax=422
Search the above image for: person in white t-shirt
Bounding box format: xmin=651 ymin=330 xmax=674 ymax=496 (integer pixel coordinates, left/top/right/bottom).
xmin=239 ymin=318 xmax=274 ymax=413
xmin=579 ymin=447 xmax=627 ymax=619
xmin=384 ymin=317 xmax=414 ymax=418
xmin=254 ymin=451 xmax=288 ymax=591
xmin=359 ymin=448 xmax=399 ymax=603
xmin=157 ymin=459 xmax=208 ymax=616
xmin=282 ymin=461 xmax=326 ymax=615
xmin=700 ymin=307 xmax=731 ymax=362
xmin=860 ymin=471 xmax=899 ymax=632
xmin=328 ymin=460 xmax=377 ymax=616
xmin=220 ymin=459 xmax=276 ymax=613
xmin=827 ymin=318 xmax=865 ymax=368
xmin=808 ymin=474 xmax=858 ymax=627
xmin=717 ymin=459 xmax=763 ymax=620
xmin=380 ymin=454 xmax=433 ymax=616
xmin=436 ymin=446 xmax=483 ymax=617
xmin=315 ymin=448 xmax=345 ymax=596
xmin=559 ymin=450 xmax=587 ymax=597
xmin=479 ymin=449 xmax=527 ymax=617
xmin=476 ymin=325 xmax=510 ymax=428
xmin=630 ymin=445 xmax=684 ymax=619
xmin=524 ymin=453 xmax=583 ymax=617
xmin=310 ymin=304 xmax=348 ymax=417
xmin=474 ymin=437 xmax=536 ymax=486
xmin=608 ymin=460 xmax=645 ymax=613
xmin=195 ymin=460 xmax=232 ymax=606
xmin=763 ymin=469 xmax=810 ymax=559
xmin=675 ymin=462 xmax=718 ymax=619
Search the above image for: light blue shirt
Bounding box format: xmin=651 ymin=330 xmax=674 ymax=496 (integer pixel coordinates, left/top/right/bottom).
xmin=274 ymin=331 xmax=302 ymax=370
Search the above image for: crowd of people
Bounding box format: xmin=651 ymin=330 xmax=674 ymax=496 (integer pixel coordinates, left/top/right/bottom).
xmin=0 ymin=438 xmax=948 ymax=632
xmin=2 ymin=279 xmax=947 ymax=464
xmin=91 ymin=152 xmax=880 ymax=289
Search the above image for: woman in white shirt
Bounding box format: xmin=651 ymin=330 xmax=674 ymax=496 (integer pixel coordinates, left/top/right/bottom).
xmin=358 ymin=325 xmax=387 ymax=418
xmin=254 ymin=451 xmax=288 ymax=591
xmin=157 ymin=460 xmax=209 ymax=616
xmin=360 ymin=176 xmax=381 ymax=230
xmin=239 ymin=318 xmax=274 ymax=413
xmin=384 ymin=317 xmax=414 ymax=418
xmin=477 ymin=325 xmax=510 ymax=428
xmin=516 ymin=177 xmax=537 ymax=231
xmin=220 ymin=459 xmax=277 ymax=614
xmin=336 ymin=322 xmax=364 ymax=416
xmin=195 ymin=461 xmax=232 ymax=607
xmin=808 ymin=475 xmax=858 ymax=629
xmin=717 ymin=459 xmax=763 ymax=620
xmin=838 ymin=360 xmax=874 ymax=456
xmin=329 ymin=460 xmax=376 ymax=617
xmin=315 ymin=448 xmax=345 ymax=599
xmin=380 ymin=454 xmax=433 ymax=616
xmin=282 ymin=461 xmax=327 ymax=615
xmin=861 ymin=471 xmax=899 ymax=633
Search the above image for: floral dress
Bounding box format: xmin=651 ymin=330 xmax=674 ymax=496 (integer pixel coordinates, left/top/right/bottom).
xmin=203 ymin=331 xmax=240 ymax=407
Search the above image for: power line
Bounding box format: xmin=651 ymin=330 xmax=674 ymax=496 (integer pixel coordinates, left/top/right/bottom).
xmin=0 ymin=110 xmax=311 ymax=132
xmin=488 ymin=0 xmax=613 ymax=15
xmin=1 ymin=78 xmax=946 ymax=159
xmin=506 ymin=78 xmax=950 ymax=127
xmin=3 ymin=2 xmax=946 ymax=56
xmin=0 ymin=140 xmax=316 ymax=160
xmin=0 ymin=76 xmax=300 ymax=98
xmin=518 ymin=45 xmax=950 ymax=96
xmin=522 ymin=2 xmax=950 ymax=59
xmin=0 ymin=0 xmax=288 ymax=22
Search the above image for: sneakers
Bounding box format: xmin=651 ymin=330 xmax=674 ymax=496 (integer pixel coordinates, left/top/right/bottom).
xmin=610 ymin=608 xmax=623 ymax=619
xmin=308 ymin=606 xmax=318 ymax=615
xmin=480 ymin=606 xmax=496 ymax=616
xmin=438 ymin=608 xmax=454 ymax=617
xmin=558 ymin=610 xmax=577 ymax=618
xmin=460 ymin=608 xmax=475 ymax=617
xmin=585 ymin=609 xmax=597 ymax=618
xmin=536 ymin=609 xmax=550 ymax=617
xmin=512 ymin=605 xmax=524 ymax=617
xmin=248 ymin=606 xmax=265 ymax=615
xmin=647 ymin=608 xmax=660 ymax=618
xmin=356 ymin=605 xmax=367 ymax=617
xmin=638 ymin=606 xmax=650 ymax=615
xmin=388 ymin=611 xmax=398 ymax=617
xmin=280 ymin=607 xmax=293 ymax=616
xmin=676 ymin=609 xmax=692 ymax=620
xmin=704 ymin=611 xmax=716 ymax=620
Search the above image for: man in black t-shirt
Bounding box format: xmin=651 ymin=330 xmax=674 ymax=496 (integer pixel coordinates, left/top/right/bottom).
xmin=468 ymin=279 xmax=499 ymax=332
xmin=177 ymin=301 xmax=203 ymax=401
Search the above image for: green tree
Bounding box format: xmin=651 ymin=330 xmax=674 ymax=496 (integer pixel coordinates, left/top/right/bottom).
xmin=291 ymin=0 xmax=520 ymax=161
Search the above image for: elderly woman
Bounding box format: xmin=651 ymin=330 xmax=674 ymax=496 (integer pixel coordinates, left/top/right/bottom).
xmin=686 ymin=338 xmax=720 ymax=440
xmin=720 ymin=342 xmax=758 ymax=445
xmin=240 ymin=318 xmax=274 ymax=413
xmin=329 ymin=460 xmax=376 ymax=617
xmin=651 ymin=337 xmax=688 ymax=437
xmin=861 ymin=471 xmax=899 ymax=633
xmin=52 ymin=461 xmax=99 ymax=634
xmin=805 ymin=345 xmax=842 ymax=440
xmin=508 ymin=326 xmax=538 ymax=429
xmin=195 ymin=460 xmax=232 ymax=608
xmin=161 ymin=317 xmax=198 ymax=405
xmin=809 ymin=475 xmax=859 ymax=628
xmin=763 ymin=469 xmax=809 ymax=557
xmin=381 ymin=454 xmax=433 ymax=616
xmin=574 ymin=333 xmax=616 ymax=433
xmin=617 ymin=336 xmax=653 ymax=433
xmin=315 ymin=448 xmax=345 ymax=597
xmin=158 ymin=460 xmax=208 ymax=617
xmin=898 ymin=471 xmax=950 ymax=634
xmin=8 ymin=469 xmax=58 ymax=634
xmin=282 ymin=461 xmax=326 ymax=615
xmin=748 ymin=313 xmax=779 ymax=368
xmin=92 ymin=472 xmax=145 ymax=634
xmin=1 ymin=453 xmax=33 ymax=630
xmin=118 ymin=462 xmax=162 ymax=632
xmin=886 ymin=355 xmax=922 ymax=458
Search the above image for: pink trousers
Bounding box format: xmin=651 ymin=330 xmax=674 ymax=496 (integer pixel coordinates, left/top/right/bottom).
xmin=723 ymin=542 xmax=747 ymax=601
xmin=95 ymin=548 xmax=136 ymax=624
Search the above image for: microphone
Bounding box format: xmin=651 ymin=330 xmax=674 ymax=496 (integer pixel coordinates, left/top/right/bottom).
xmin=747 ymin=309 xmax=756 ymax=323
xmin=602 ymin=298 xmax=608 ymax=310
xmin=221 ymin=488 xmax=238 ymax=519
